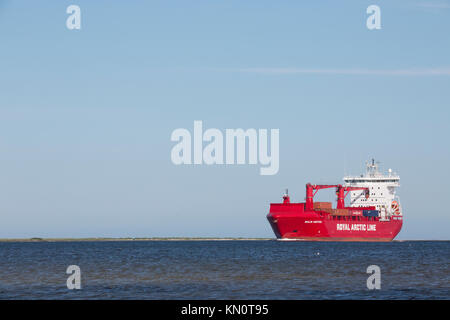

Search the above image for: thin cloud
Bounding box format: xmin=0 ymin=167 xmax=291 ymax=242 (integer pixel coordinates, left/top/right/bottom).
xmin=416 ymin=2 xmax=450 ymax=9
xmin=227 ymin=67 xmax=450 ymax=76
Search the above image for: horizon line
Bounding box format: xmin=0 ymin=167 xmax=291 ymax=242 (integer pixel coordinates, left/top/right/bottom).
xmin=0 ymin=237 xmax=448 ymax=242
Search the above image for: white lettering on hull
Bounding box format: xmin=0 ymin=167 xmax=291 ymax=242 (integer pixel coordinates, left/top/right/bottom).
xmin=336 ymin=224 xmax=377 ymax=231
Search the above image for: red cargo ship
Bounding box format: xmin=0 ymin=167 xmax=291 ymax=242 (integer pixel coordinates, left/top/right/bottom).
xmin=267 ymin=160 xmax=403 ymax=241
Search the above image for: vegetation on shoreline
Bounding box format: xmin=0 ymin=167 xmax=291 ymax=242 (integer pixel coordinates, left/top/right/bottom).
xmin=0 ymin=237 xmax=274 ymax=242
xmin=0 ymin=238 xmax=446 ymax=242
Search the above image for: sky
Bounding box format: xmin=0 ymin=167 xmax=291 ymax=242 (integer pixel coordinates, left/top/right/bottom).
xmin=0 ymin=1 xmax=449 ymax=239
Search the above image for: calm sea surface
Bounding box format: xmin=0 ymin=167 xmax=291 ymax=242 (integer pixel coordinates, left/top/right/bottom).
xmin=0 ymin=240 xmax=448 ymax=299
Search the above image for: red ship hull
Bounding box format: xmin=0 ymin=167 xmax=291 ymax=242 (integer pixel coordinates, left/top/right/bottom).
xmin=267 ymin=204 xmax=403 ymax=242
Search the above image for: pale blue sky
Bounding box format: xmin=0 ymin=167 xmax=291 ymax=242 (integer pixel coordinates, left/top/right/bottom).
xmin=0 ymin=1 xmax=449 ymax=239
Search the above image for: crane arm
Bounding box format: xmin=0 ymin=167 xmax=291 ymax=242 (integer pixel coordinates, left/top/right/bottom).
xmin=336 ymin=185 xmax=369 ymax=209
xmin=305 ymin=183 xmax=338 ymax=210
xmin=310 ymin=184 xmax=338 ymax=197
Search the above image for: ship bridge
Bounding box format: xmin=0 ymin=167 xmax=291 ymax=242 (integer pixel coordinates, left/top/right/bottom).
xmin=343 ymin=159 xmax=401 ymax=220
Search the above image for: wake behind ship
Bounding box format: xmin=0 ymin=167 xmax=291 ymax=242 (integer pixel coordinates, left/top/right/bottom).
xmin=267 ymin=160 xmax=403 ymax=241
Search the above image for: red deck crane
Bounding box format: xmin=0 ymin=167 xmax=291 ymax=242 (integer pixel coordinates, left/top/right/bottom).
xmin=305 ymin=183 xmax=338 ymax=210
xmin=304 ymin=183 xmax=370 ymax=210
xmin=336 ymin=184 xmax=370 ymax=209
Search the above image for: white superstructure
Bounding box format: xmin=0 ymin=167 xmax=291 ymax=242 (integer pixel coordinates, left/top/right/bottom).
xmin=343 ymin=159 xmax=402 ymax=220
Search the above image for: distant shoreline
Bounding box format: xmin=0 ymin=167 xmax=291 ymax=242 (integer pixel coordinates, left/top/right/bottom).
xmin=0 ymin=238 xmax=447 ymax=242
xmin=0 ymin=237 xmax=274 ymax=242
